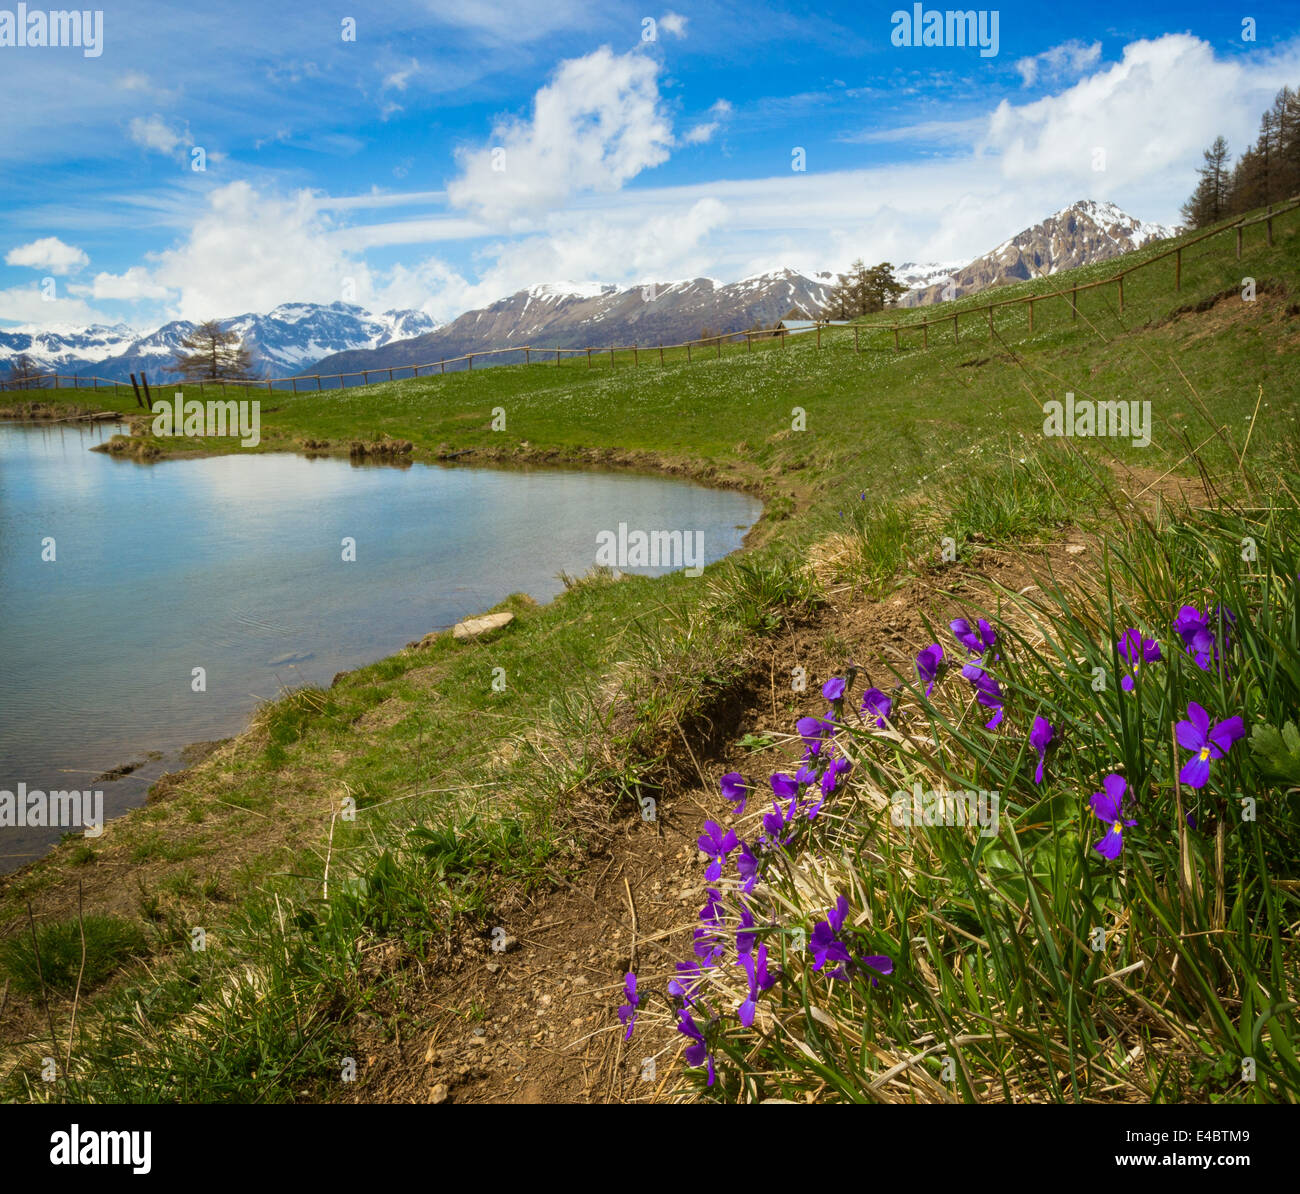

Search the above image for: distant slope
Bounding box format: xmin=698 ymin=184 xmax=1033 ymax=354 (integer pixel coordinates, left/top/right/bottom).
xmin=306 ymin=270 xmax=837 ymax=377
xmin=900 ymin=200 xmax=1178 ymax=306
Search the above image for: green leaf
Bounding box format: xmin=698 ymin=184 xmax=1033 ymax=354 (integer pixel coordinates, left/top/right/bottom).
xmin=1249 ymin=721 xmax=1300 ymax=783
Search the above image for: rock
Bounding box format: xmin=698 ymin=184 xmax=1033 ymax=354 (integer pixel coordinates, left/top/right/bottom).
xmin=453 ymin=611 xmax=515 ymax=640
xmin=428 ymin=1083 xmax=449 ymax=1104
xmin=485 ymin=961 xmax=501 ymax=974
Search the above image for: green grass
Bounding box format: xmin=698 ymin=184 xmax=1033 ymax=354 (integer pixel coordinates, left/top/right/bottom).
xmin=1 ymin=199 xmax=1297 ymax=1104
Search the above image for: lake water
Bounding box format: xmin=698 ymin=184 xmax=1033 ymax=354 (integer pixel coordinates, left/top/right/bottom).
xmin=0 ymin=421 xmax=761 ymax=871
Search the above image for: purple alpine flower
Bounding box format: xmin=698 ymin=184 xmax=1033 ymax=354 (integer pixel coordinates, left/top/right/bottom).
xmin=819 ymin=755 xmax=851 ymax=799
xmin=809 ymin=895 xmax=852 ymax=973
xmin=736 ymin=901 xmax=758 ymax=956
xmin=698 ymin=821 xmax=738 ymax=881
xmin=770 ymin=772 xmax=799 ymax=800
xmin=676 ymin=1010 xmax=716 ymax=1086
xmin=618 ymin=971 xmax=640 ymax=1040
xmin=1174 ymin=605 xmax=1234 ymax=671
xmin=822 ymin=676 xmax=846 ymax=703
xmin=668 ymin=960 xmax=704 ymax=1005
xmin=859 ymin=953 xmax=894 ymax=988
xmin=1175 ymin=702 xmax=1245 ymax=790
xmin=737 ymin=943 xmax=776 ymax=1027
xmin=736 ymin=842 xmax=760 ymax=893
xmin=861 ymin=686 xmax=892 ymax=729
xmin=1118 ymin=629 xmax=1162 ymax=692
xmin=951 ymin=617 xmax=998 ymax=659
xmin=693 ymin=927 xmax=725 ymax=966
xmin=1029 ymin=716 xmax=1053 ymax=784
xmin=699 ymin=887 xmax=725 ymax=926
xmin=720 ymin=771 xmax=748 ymax=815
xmin=961 ymin=663 xmax=1004 ymax=730
xmin=796 ymin=715 xmax=836 ymax=755
xmin=915 ymin=643 xmax=944 ymax=697
xmin=761 ymin=797 xmax=797 ymax=847
xmin=1090 ymin=774 xmax=1137 ymax=860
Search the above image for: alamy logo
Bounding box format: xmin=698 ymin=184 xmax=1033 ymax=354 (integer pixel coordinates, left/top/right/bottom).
xmin=890 ymin=6 xmax=999 ymax=57
xmin=594 ymin=522 xmax=704 ymax=576
xmin=1043 ymin=392 xmax=1152 ymax=448
xmin=0 ymin=6 xmax=103 ymax=56
xmin=152 ymin=393 xmax=261 ymax=447
xmin=50 ymin=1125 xmax=151 ymax=1174
xmin=891 ymin=784 xmax=1000 ymax=837
xmin=0 ymin=783 xmax=102 ymax=836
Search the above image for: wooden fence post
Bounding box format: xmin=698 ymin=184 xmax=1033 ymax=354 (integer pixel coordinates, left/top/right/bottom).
xmin=441 ymin=360 xmax=446 ymax=373
xmin=687 ymin=342 xmax=692 ymax=362
xmin=781 ymin=330 xmax=787 ymax=349
xmin=854 ymin=325 xmax=860 ymax=353
xmin=1175 ymin=248 xmax=1182 ymax=291
xmin=893 ymin=326 xmax=900 ymax=351
xmin=468 ymin=354 xmax=473 ymax=370
xmin=291 ymin=377 xmax=298 ymax=393
xmin=633 ymin=345 xmax=638 ymax=366
xmin=1071 ymin=286 xmax=1078 ymax=320
xmin=922 ymin=322 xmax=928 ymax=349
xmin=953 ymin=314 xmax=959 ymax=343
xmin=1268 ymin=212 xmax=1274 ymax=246
xmin=1028 ymin=300 xmax=1034 ymax=333
xmin=525 ymin=347 xmax=530 ymax=365
xmin=715 ymin=336 xmax=721 ymax=359
xmin=1118 ymin=275 xmax=1124 ymax=314
xmin=1236 ymin=227 xmax=1242 ymax=259
xmin=747 ymin=333 xmax=753 ymax=352
xmin=587 ymin=347 xmax=592 ymax=367
xmin=659 ymin=344 xmax=664 ymax=365
xmin=388 ymin=368 xmax=394 ymax=381
xmin=816 ymin=323 xmax=821 ymax=349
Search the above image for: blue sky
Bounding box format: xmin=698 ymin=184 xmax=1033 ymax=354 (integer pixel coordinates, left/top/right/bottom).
xmin=2 ymin=0 xmax=1298 ymax=330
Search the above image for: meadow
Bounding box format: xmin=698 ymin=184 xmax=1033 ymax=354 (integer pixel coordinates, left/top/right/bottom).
xmin=1 ymin=202 xmax=1297 ymax=1103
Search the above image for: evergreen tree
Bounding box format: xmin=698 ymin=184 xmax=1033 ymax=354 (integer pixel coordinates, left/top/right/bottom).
xmin=1180 ymin=136 xmax=1231 ymax=228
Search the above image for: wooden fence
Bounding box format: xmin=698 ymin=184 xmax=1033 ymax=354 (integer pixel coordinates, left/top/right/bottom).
xmin=6 ymin=196 xmax=1297 ymax=398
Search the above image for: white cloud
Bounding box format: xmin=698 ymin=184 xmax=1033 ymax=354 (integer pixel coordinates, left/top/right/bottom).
xmin=383 ymin=59 xmax=419 ymax=91
xmin=446 ymin=46 xmax=674 ymax=225
xmin=5 ymin=236 xmax=89 ymax=275
xmin=129 ymin=114 xmax=187 ymax=156
xmin=0 ymin=283 xmax=107 ymax=326
xmin=1015 ymin=39 xmax=1102 ymax=87
xmin=78 ymin=267 xmax=170 ymax=301
xmin=660 ymin=11 xmax=687 ymax=38
xmin=683 ymin=122 xmax=718 ymax=144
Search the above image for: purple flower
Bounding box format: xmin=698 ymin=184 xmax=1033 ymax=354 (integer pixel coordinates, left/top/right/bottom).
xmin=1118 ymin=629 xmax=1162 ymax=692
xmin=915 ymin=643 xmax=944 ymax=697
xmin=736 ymin=842 xmax=760 ymax=893
xmin=861 ymin=687 xmax=892 ymax=729
xmin=693 ymin=927 xmax=725 ymax=966
xmin=809 ymin=895 xmax=852 ymax=973
xmin=961 ymin=663 xmax=1004 ymax=730
xmin=736 ymin=902 xmax=758 ymax=956
xmin=618 ymin=971 xmax=640 ymax=1040
xmin=737 ymin=943 xmax=776 ymax=1027
xmin=819 ymin=755 xmax=851 ymax=800
xmin=770 ymin=772 xmax=799 ymax=801
xmin=1090 ymin=774 xmax=1137 ymax=860
xmin=698 ymin=821 xmax=739 ymax=881
xmin=859 ymin=954 xmax=894 ymax=988
xmin=1029 ymin=716 xmax=1053 ymax=785
xmin=822 ymin=676 xmax=846 ymax=703
xmin=761 ymin=797 xmax=797 ymax=847
xmin=720 ymin=771 xmax=748 ymax=815
xmin=1173 ymin=605 xmax=1234 ymax=671
xmin=796 ymin=715 xmax=836 ymax=755
xmin=951 ymin=617 xmax=998 ymax=659
xmin=699 ymin=887 xmax=725 ymax=926
xmin=795 ymin=761 xmax=818 ymax=786
xmin=1175 ymin=702 xmax=1245 ymax=790
xmin=676 ymin=1010 xmax=715 ymax=1086
xmin=669 ymin=960 xmax=704 ymax=1005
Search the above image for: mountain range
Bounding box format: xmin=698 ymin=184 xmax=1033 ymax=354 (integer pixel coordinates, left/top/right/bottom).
xmin=0 ymin=200 xmax=1179 ymax=382
xmin=0 ymin=303 xmax=436 ymax=382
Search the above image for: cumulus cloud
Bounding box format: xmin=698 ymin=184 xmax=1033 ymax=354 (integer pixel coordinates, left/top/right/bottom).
xmin=660 ymin=11 xmax=687 ymax=38
xmin=5 ymin=236 xmax=89 ymax=275
xmin=1015 ymin=39 xmax=1101 ymax=87
xmin=446 ymin=46 xmax=673 ymax=225
xmin=984 ymin=34 xmax=1295 ymax=197
xmin=78 ymin=267 xmax=170 ymax=301
xmin=0 ymin=283 xmax=107 ymax=326
xmin=129 ymin=114 xmax=187 ymax=156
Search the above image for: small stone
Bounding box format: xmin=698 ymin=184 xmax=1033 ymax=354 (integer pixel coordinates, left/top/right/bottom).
xmin=472 ymin=1026 xmax=486 ymax=1037
xmin=485 ymin=961 xmax=501 ymax=974
xmin=453 ymin=611 xmax=515 ymax=641
xmin=428 ymin=1083 xmax=449 ymax=1104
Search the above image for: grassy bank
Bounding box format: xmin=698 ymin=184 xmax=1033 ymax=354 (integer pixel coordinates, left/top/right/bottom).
xmin=1 ymin=204 xmax=1297 ymax=1103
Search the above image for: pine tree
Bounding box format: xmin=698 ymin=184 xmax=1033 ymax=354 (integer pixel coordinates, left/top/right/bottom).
xmin=170 ymin=320 xmax=254 ymax=381
xmin=1180 ymin=136 xmax=1231 ymax=228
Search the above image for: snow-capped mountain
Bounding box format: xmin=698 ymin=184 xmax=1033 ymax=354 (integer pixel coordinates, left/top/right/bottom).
xmin=307 ymin=268 xmax=839 ymax=377
xmin=899 ymin=200 xmax=1179 ymax=306
xmin=0 ymin=303 xmax=438 ymax=380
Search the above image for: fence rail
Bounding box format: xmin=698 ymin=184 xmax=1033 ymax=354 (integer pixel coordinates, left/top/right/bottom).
xmin=4 ymin=196 xmax=1297 ymax=398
